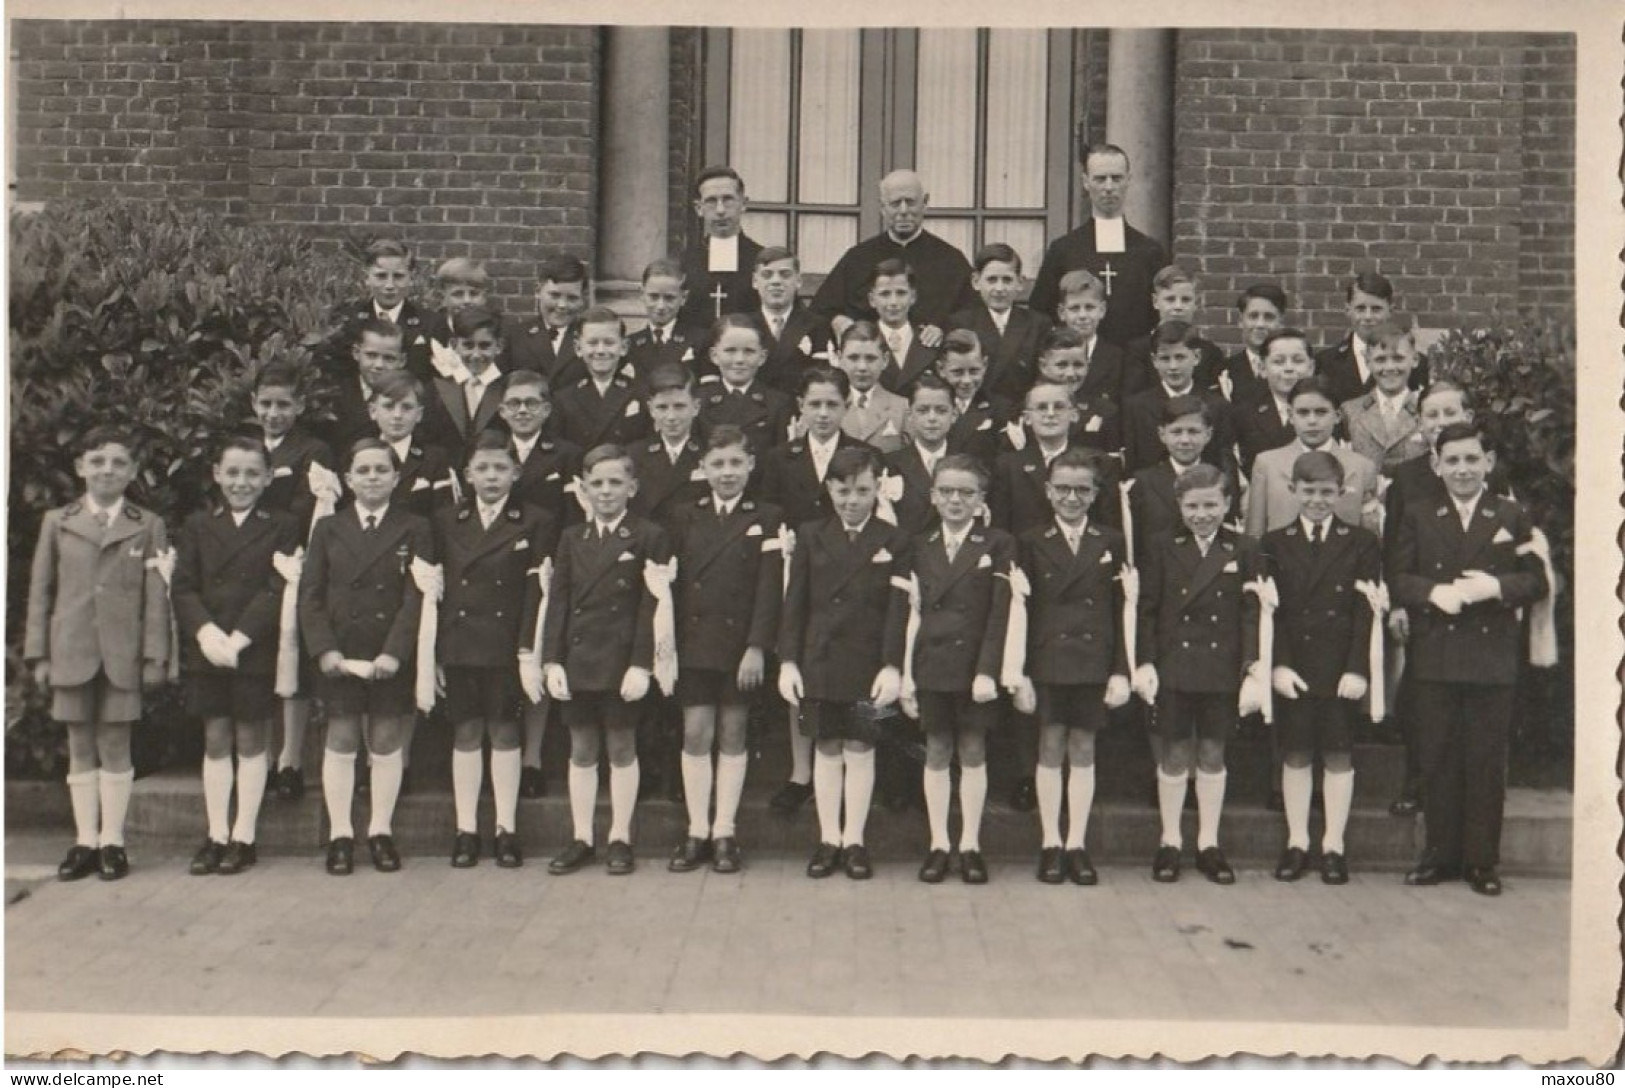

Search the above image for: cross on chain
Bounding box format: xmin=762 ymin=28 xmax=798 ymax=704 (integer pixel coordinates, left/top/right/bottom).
xmin=709 ymin=282 xmax=729 ymax=318
xmin=1098 ymin=262 xmax=1117 ymax=297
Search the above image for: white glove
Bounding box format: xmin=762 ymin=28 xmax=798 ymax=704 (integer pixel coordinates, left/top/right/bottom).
xmin=1132 ymin=663 xmax=1159 ymax=704
xmin=517 ymin=652 xmax=545 ymax=704
xmin=1428 ymin=584 xmax=1466 ymax=615
xmin=1012 ymin=677 xmax=1039 ymax=715
xmin=971 ymin=674 xmax=999 ymax=704
xmin=1104 ymin=674 xmax=1130 ymax=709
xmin=197 ymin=623 xmax=236 ymax=669
xmin=1272 ymin=666 xmax=1309 ymax=700
xmin=1238 ymin=673 xmax=1266 ymax=718
xmin=777 ymin=661 xmax=804 ymax=705
xmin=620 ymin=666 xmax=651 ymax=702
xmin=544 ymin=663 xmax=572 ymax=701
xmin=870 ymin=665 xmax=902 ymax=708
xmin=1453 ymin=570 xmax=1502 ymax=603
xmin=1336 ymin=673 xmax=1369 ymax=701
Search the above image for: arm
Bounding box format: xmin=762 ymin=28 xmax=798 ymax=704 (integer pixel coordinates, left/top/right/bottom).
xmin=170 ymin=517 xmax=212 ymax=641
xmin=380 ymin=519 xmax=431 ymax=664
xmin=141 ymin=517 xmax=173 ymax=669
xmin=629 ymin=524 xmax=671 ymax=671
xmin=1027 ymin=240 xmax=1063 ymax=320
xmin=23 ymin=510 xmax=60 ymax=666
xmin=298 ymin=521 xmax=339 ymax=659
xmin=1136 ymin=538 xmax=1162 ymax=669
xmin=747 ymin=514 xmax=785 ymax=652
xmin=540 ymin=531 xmax=573 ymax=667
xmin=234 ymin=518 xmax=300 ymax=645
xmin=1239 ymin=542 xmax=1262 ymax=678
xmin=518 ymin=512 xmax=557 ymax=643
xmin=880 ymin=539 xmax=912 ymax=671
xmin=1489 ymin=507 xmax=1551 ymax=609
xmin=975 ymin=534 xmax=1016 ymax=680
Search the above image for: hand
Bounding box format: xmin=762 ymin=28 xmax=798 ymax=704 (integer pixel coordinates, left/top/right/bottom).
xmin=918 ymin=324 xmax=944 ymax=349
xmin=971 ymin=674 xmax=998 ymax=704
xmin=1104 ymin=674 xmax=1130 ymax=709
xmin=1454 ymin=570 xmax=1502 ymax=603
xmin=225 ymin=631 xmax=252 ymax=666
xmin=1428 ymin=584 xmax=1465 ymax=615
xmin=870 ymin=665 xmax=902 ymax=708
xmin=517 ymin=653 xmax=545 ymax=704
xmin=620 ymin=666 xmax=651 ymax=702
xmin=1272 ymin=666 xmax=1309 ymax=700
xmin=197 ymin=624 xmax=235 ymax=669
xmin=319 ymin=651 xmax=347 ymax=678
xmin=1012 ymin=677 xmax=1038 ymax=715
xmin=545 ymin=663 xmax=572 ymax=702
xmin=141 ymin=661 xmax=166 ymax=689
xmin=777 ymin=661 xmax=804 ymax=705
xmin=1238 ymin=674 xmax=1265 ymax=718
xmin=1388 ymin=607 xmax=1411 ymax=642
xmin=31 ymin=660 xmax=49 ymax=689
xmin=435 ymin=665 xmax=448 ymax=699
xmin=371 ymin=654 xmax=400 ymax=680
xmin=1132 ymin=663 xmax=1159 ymax=704
xmin=901 ymin=690 xmax=920 ymax=719
xmin=736 ymin=647 xmax=765 ymax=692
xmin=1336 ymin=673 xmax=1369 ymax=701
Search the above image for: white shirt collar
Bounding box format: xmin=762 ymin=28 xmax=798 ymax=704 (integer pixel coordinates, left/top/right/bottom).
xmin=477 ymin=499 xmax=505 ymax=524
xmin=591 ymin=375 xmax=617 ymax=395
xmin=511 ymin=432 xmax=540 ymax=461
xmin=375 ymin=301 xmax=403 ymax=324
xmin=596 ymin=512 xmax=627 ymax=537
xmin=988 ymin=308 xmax=1010 ymax=333
xmin=1037 ymin=439 xmax=1068 ymax=465
xmin=914 ymin=438 xmax=946 ymax=466
xmin=1055 ymin=515 xmax=1087 ymax=540
xmin=357 ymin=503 xmax=390 ymax=526
xmin=664 ymin=435 xmax=692 ymax=462
xmin=1161 ymin=380 xmax=1194 ymax=399
xmin=1299 ymin=515 xmax=1331 ymax=540
xmin=85 ymin=495 xmax=125 ymax=523
xmin=722 ymin=379 xmax=753 ymax=396
xmin=1453 ymin=489 xmax=1485 ymax=522
xmin=263 ymin=434 xmax=285 ymax=453
xmin=841 ymin=514 xmax=872 ymax=536
xmin=386 ymin=436 xmax=413 ymax=462
xmin=1375 ymin=387 xmax=1410 ymax=413
xmin=1168 ymin=458 xmax=1197 ymax=476
xmin=230 ymin=507 xmax=253 ymax=527
xmin=1194 ymin=531 xmax=1217 ymax=554
xmin=807 ymin=431 xmax=840 ymax=457
xmin=941 ymin=523 xmax=971 ymax=551
xmin=712 ymin=493 xmax=738 ymax=517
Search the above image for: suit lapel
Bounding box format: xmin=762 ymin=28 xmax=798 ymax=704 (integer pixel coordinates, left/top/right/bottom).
xmin=574 ymin=522 xmax=635 ymax=596
xmin=1183 ymin=534 xmax=1233 ymax=604
xmin=99 ymin=508 xmax=147 ymax=551
xmin=689 ymin=503 xmax=756 ymax=576
xmin=923 ymin=528 xmax=986 ymax=604
xmin=211 ymin=508 xmax=278 ymax=567
xmin=354 ymin=507 xmax=411 ymax=572
xmin=463 ymin=499 xmax=527 ymax=564
xmin=827 ymin=519 xmax=888 ymax=594
xmin=1459 ymin=497 xmax=1502 ymax=566
xmin=1036 ymin=525 xmax=1080 ymax=588
xmin=1063 ymin=526 xmax=1111 ymax=590
xmin=434 ymin=376 xmax=469 ymax=435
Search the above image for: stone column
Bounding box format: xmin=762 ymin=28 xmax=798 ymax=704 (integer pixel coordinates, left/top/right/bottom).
xmin=597 ymin=27 xmax=670 ymax=308
xmin=1105 ymin=29 xmax=1174 ymax=246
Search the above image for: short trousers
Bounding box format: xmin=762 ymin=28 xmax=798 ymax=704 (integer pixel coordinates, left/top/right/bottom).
xmin=1153 ymin=688 xmax=1236 ymax=744
xmin=186 ymin=671 xmax=278 ymax=722
xmin=797 ymin=698 xmax=899 ymax=743
xmin=1276 ymin=693 xmax=1353 ymax=757
xmin=916 ymin=689 xmax=1000 ymax=736
xmin=52 ymin=671 xmax=141 ymax=725
xmin=316 ymin=669 xmax=415 ymax=719
xmin=443 ymin=664 xmax=522 ymax=724
xmin=559 ymin=690 xmax=645 ymax=732
xmin=1034 ymin=682 xmax=1106 ymax=733
xmin=675 ymin=667 xmax=751 ymax=709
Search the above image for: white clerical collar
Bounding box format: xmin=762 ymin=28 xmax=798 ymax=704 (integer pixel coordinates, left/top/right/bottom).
xmin=888 ymin=230 xmax=921 ymax=247
xmin=1093 ymin=217 xmax=1126 ymax=253
xmin=707 ymin=234 xmax=740 ymax=273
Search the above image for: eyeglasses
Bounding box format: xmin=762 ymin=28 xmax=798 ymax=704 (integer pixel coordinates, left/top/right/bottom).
xmin=1048 ymin=485 xmax=1097 ymax=499
xmin=932 ymin=486 xmax=981 ymax=500
xmin=501 ymin=398 xmax=546 ymax=410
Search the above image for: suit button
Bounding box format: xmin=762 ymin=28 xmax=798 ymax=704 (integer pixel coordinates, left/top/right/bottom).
xmin=1181 ymin=641 xmax=1190 ymax=648
xmin=1210 ymin=642 xmax=1218 ymax=649
xmin=573 ymin=608 xmax=582 ymax=615
xmin=1059 ymin=633 xmax=1069 ymax=640
xmin=377 ymin=612 xmax=386 ymax=620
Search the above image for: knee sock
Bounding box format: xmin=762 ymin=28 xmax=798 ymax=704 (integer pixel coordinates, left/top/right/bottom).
xmin=923 ymin=766 xmax=952 ymax=852
xmin=681 ymin=752 xmax=713 ymax=839
xmin=452 ymin=748 xmax=483 ymax=834
xmin=1321 ymin=768 xmax=1355 ymax=856
xmin=98 ymin=768 xmax=134 ymax=848
xmin=568 ymin=762 xmax=598 ymax=844
xmin=232 ymin=753 xmax=267 ymax=845
xmin=840 ymin=748 xmax=875 ymax=847
xmin=1035 ymin=764 xmax=1064 ymax=848
xmin=490 ymin=747 xmax=521 ymax=834
xmin=608 ymin=760 xmax=639 ymax=844
xmin=789 ymin=721 xmax=813 ymax=785
xmin=322 ymin=750 xmax=356 ymax=839
xmin=712 ymin=752 xmax=748 ymax=839
xmin=1066 ymin=765 xmax=1095 ymax=850
xmin=367 ymin=749 xmax=403 ymax=837
xmin=813 ymin=749 xmax=844 ymax=845
xmin=202 ymin=756 xmax=234 ymax=843
xmin=66 ymin=769 xmax=100 ymax=848
xmin=958 ymin=764 xmax=987 ymax=853
xmin=1157 ymin=768 xmax=1187 ymax=848
xmin=1282 ymin=763 xmax=1314 ymax=851
xmin=1195 ymin=769 xmax=1227 ymax=851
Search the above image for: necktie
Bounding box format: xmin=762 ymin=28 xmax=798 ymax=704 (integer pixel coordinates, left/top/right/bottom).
xmin=92 ymin=509 xmax=109 ymax=529
xmin=1066 ymin=531 xmax=1079 ymax=555
xmin=945 ymin=536 xmax=959 ymax=562
xmin=364 ymin=514 xmax=378 ymax=533
xmin=847 ymin=527 xmax=860 ymax=542
xmin=653 ymin=327 xmax=665 ymax=346
xmin=552 ymin=329 xmax=565 ymax=355
xmin=1309 ymin=522 xmax=1323 ymax=546
xmin=769 ymin=314 xmax=785 ymax=341
xmin=857 ymin=392 xmax=869 ymax=411
xmin=465 ymin=377 xmax=483 ymax=416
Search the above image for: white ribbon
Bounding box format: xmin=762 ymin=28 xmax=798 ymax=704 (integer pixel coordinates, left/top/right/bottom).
xmin=429 ymin=338 xmax=472 ymax=384
xmin=895 ymin=572 xmax=921 ymax=717
xmin=410 ymin=558 xmax=443 ymax=713
xmin=643 ymin=558 xmax=679 ymax=695
xmin=272 ymin=548 xmax=305 ymax=697
xmin=1518 ymin=529 xmax=1559 ymax=667
xmin=145 ymin=545 xmax=181 ymax=681
xmin=875 ymin=471 xmax=903 ymax=527
xmin=564 ymin=475 xmax=590 ymax=518
xmin=1003 ymin=420 xmax=1026 ymax=451
xmin=779 ymin=527 xmax=796 ymax=596
xmin=998 ymin=567 xmax=1030 ymax=692
xmin=1243 ymin=576 xmax=1279 ymax=723
xmin=307 ymin=463 xmax=343 ymax=543
xmin=1118 ymin=564 xmax=1140 ymax=677
xmin=1353 ymin=578 xmax=1389 ymax=721
xmin=1118 ymin=479 xmax=1136 ymax=568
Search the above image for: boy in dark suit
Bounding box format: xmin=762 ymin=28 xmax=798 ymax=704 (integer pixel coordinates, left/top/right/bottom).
xmin=422 ymin=305 xmax=508 ymax=456
xmin=751 ymin=246 xmax=832 ymax=394
xmin=868 ymin=258 xmax=941 ymax=395
xmin=632 ymin=365 xmax=708 ymax=528
xmin=990 ymin=381 xmax=1080 ymax=538
xmin=948 ymin=242 xmax=1049 ymax=404
xmin=1235 ymin=327 xmax=1317 ymax=477
xmin=1124 ymin=395 xmax=1232 ymax=564
xmin=1051 ymin=270 xmax=1124 ymax=404
xmin=503 ymin=255 xmax=590 ymax=390
xmin=936 ymin=331 xmax=1012 ymax=465
xmin=1034 ymin=326 xmax=1122 ymax=459
xmin=553 ymin=307 xmax=653 ymax=453
xmin=1316 ymin=272 xmax=1413 ymax=407
xmin=1214 ymin=283 xmax=1288 ymax=405
xmin=1133 ymin=464 xmax=1264 ymax=884
xmin=623 ymin=257 xmax=709 ymax=387
xmin=881 ymin=373 xmax=955 ymax=539
xmin=541 ymin=445 xmax=673 ymax=876
xmin=324 ymin=318 xmax=407 ymax=457
xmin=1122 ymin=266 xmax=1226 ymax=401
xmin=324 ymin=239 xmax=433 ymax=380
xmin=365 ymin=371 xmax=460 ymax=520
xmin=698 ymin=314 xmax=795 ymax=462
xmin=666 ymin=426 xmax=784 ymax=873
xmin=1122 ymin=320 xmax=1236 ymax=477
xmin=1262 ymin=450 xmax=1381 ymax=885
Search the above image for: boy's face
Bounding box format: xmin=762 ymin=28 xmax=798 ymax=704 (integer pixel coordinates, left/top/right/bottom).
xmin=1024 ymin=386 xmax=1078 ymax=442
xmin=347 ymin=448 xmax=399 ymax=509
xmin=1152 ymin=342 xmax=1198 ymax=390
xmin=451 ymin=327 xmax=502 ymax=377
xmin=369 ymin=393 xmax=423 ymax=443
xmin=1432 ymin=436 xmax=1492 ymax=501
xmin=1239 ymin=297 xmax=1284 ymax=351
xmin=577 ymin=320 xmax=627 ymax=380
xmin=1152 ymin=280 xmax=1197 ymax=323
xmin=641 ymin=274 xmax=687 ymax=328
xmin=537 ymin=279 xmax=586 ymax=330
xmin=753 ymin=258 xmax=801 ymax=312
xmin=799 ymin=381 xmax=847 ymax=441
xmin=701 ymin=444 xmax=753 ymax=502
xmin=1177 ymin=484 xmax=1230 ymax=538
xmin=938 ymin=352 xmax=986 ymax=401
xmin=499 ymin=385 xmax=551 ymax=440
xmin=907 ymin=389 xmax=955 ymax=446
xmin=442 ymin=283 xmax=487 ymax=316
xmin=827 ymin=469 xmax=879 ymax=529
xmin=931 ymin=467 xmax=983 ymax=530
xmin=972 ymin=260 xmax=1021 ymax=313
xmin=1346 ymin=288 xmax=1392 ymax=343
xmin=1289 ymin=393 xmax=1338 ymax=448
xmin=1263 ymin=337 xmax=1314 ymax=396
xmin=354 ymin=332 xmax=405 ymax=387
xmin=1368 ymin=338 xmax=1417 ymax=395
xmin=648 ymin=387 xmax=699 ymax=442
xmin=1058 ymin=292 xmax=1104 ymax=339
xmin=1046 ymin=464 xmax=1099 ymax=525
xmin=76 ymin=442 xmax=137 ymax=506
xmin=1037 ymin=347 xmax=1090 ymax=392
xmin=1082 ymin=150 xmax=1130 ymax=219
xmin=466 ymin=448 xmax=517 ymax=505
xmin=868 ymin=274 xmax=915 ymax=328
xmin=1289 ymin=477 xmax=1344 ymax=524
xmin=710 ymin=326 xmax=765 ymax=388
xmin=694 ymin=176 xmax=746 ymax=239
xmin=365 ymin=256 xmax=412 ymax=309
xmin=1157 ymin=412 xmax=1212 ymax=466
xmin=836 ymin=336 xmax=886 ymax=393
xmin=252 ymin=384 xmax=303 ymax=440
xmin=583 ymin=457 xmax=638 ymax=520
xmin=1418 ymin=391 xmax=1470 ymax=442
xmin=213 ymin=447 xmax=270 ymax=512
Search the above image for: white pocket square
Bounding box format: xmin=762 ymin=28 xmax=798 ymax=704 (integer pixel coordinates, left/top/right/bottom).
xmin=977 ymin=554 xmax=993 ymax=569
xmin=624 ymin=401 xmax=641 ymax=417
xmin=1085 ymin=416 xmax=1103 ymax=433
xmin=1223 ymin=561 xmax=1239 ymax=573
xmin=545 ymin=472 xmax=561 ymax=482
xmin=746 ymin=524 xmax=763 ymax=537
xmin=977 ymin=418 xmax=992 ymax=431
xmin=272 ymin=466 xmax=294 ymax=478
xmin=618 ymin=551 xmax=636 ymax=562
xmin=412 ymin=478 xmax=431 ymax=491
xmin=513 ymin=540 xmax=529 ymax=551
xmin=872 ymin=548 xmax=892 ymax=564
xmin=689 ymin=469 xmax=707 ymax=482
xmin=1492 ymin=527 xmax=1513 ymax=545
xmin=1099 ymin=551 xmax=1113 ymax=565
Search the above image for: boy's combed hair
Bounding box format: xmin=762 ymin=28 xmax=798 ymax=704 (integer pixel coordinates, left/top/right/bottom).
xmin=1286 ymin=375 xmax=1338 ymax=407
xmin=468 ymin=428 xmax=516 ymax=459
xmin=1173 ymin=462 xmax=1228 ymax=499
xmin=933 ymin=452 xmax=989 ymax=490
xmin=368 ymin=370 xmax=424 ymax=405
xmin=1260 ymin=326 xmax=1312 ymax=358
xmin=1024 ymin=379 xmax=1074 ymax=408
xmin=448 ymin=305 xmax=503 ymax=340
xmin=826 ymin=445 xmax=882 ymax=485
xmin=504 ymin=368 xmax=551 ymax=400
xmin=578 ymin=305 xmax=624 ymax=334
xmin=363 ymin=238 xmax=412 ymax=267
xmin=972 ymin=241 xmax=1021 ymax=275
xmin=1047 ymin=446 xmax=1104 ymax=483
xmin=838 ymin=319 xmax=886 ymax=356
xmin=798 ymin=364 xmax=851 ymax=401
xmin=346 ymin=436 xmax=401 ymax=471
xmin=1432 ymin=419 xmax=1494 ymax=456
xmin=1419 ymin=377 xmax=1472 ymax=414
xmin=537 ymin=254 xmax=591 ymax=289
xmin=1150 ymin=319 xmax=1196 ymax=349
xmin=435 ymin=257 xmax=489 ymax=287
xmin=583 ymin=443 xmax=637 ymax=479
xmin=218 ymin=434 xmax=270 ymax=466
xmin=1057 ymin=269 xmax=1105 ymax=302
xmin=1160 ymin=393 xmax=1213 ymax=428
xmin=642 ymin=256 xmax=686 ymax=286
xmin=693 ymin=164 xmax=746 ymax=199
xmin=868 ymin=256 xmax=915 ymax=289
xmin=1369 ymin=316 xmax=1416 ymax=351
xmin=253 ymin=361 xmax=304 ymax=395
xmin=646 ymin=363 xmax=695 ymax=399
xmin=940 ymin=327 xmax=982 ymax=358
xmin=1236 ymin=283 xmax=1289 ymax=313
xmin=754 ymin=245 xmax=799 ymax=271
xmin=357 ymin=317 xmax=405 ymax=347
xmin=1291 ymin=448 xmax=1345 ymax=487
xmin=1152 ymin=265 xmax=1196 ymax=291
xmin=1347 ymin=271 xmax=1395 ymax=302
xmin=709 ymin=312 xmax=765 ymax=348
xmin=703 ymin=423 xmax=752 ymax=457
xmin=1039 ymin=325 xmax=1088 ymax=356
xmin=78 ymin=424 xmax=137 ymax=458
xmin=910 ymin=371 xmax=954 ymax=404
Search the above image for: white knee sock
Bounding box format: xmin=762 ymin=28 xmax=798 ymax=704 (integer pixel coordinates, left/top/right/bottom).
xmin=813 ymin=749 xmax=844 ymax=845
xmin=66 ymin=769 xmax=100 ymax=848
xmin=1066 ymin=765 xmax=1095 ymax=850
xmin=681 ymin=752 xmax=713 ymax=838
xmin=568 ymin=762 xmax=598 ymax=844
xmin=1282 ymin=763 xmax=1314 ymax=851
xmin=840 ymin=748 xmax=875 ymax=847
xmin=490 ymin=747 xmax=521 ymax=834
xmin=322 ymin=750 xmax=355 ymax=839
xmin=367 ymin=749 xmax=403 ymax=837
xmin=712 ymin=752 xmax=748 ymax=839
xmin=452 ymin=748 xmax=483 ymax=834
xmin=98 ymin=768 xmax=134 ymax=848
xmin=923 ymin=766 xmax=952 ymax=851
xmin=1195 ymin=769 xmax=1227 ymax=851
xmin=608 ymin=761 xmax=639 ymax=844
xmin=958 ymin=764 xmax=988 ymax=853
xmin=202 ymin=756 xmax=234 ymax=843
xmin=1321 ymin=768 xmax=1355 ymax=856
xmin=1035 ymin=764 xmax=1064 ymax=848
xmin=1157 ymin=768 xmax=1187 ymax=848
xmin=232 ymin=753 xmax=267 ymax=845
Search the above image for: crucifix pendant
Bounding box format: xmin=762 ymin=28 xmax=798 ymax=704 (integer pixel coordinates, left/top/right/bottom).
xmin=710 ymin=283 xmax=728 ymax=318
xmin=1098 ymin=262 xmax=1117 ymax=297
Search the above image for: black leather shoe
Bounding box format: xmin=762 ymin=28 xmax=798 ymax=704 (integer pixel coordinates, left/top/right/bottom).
xmin=1273 ymin=846 xmax=1308 ymax=882
xmin=667 ymin=836 xmax=709 ymax=872
xmin=711 ymin=836 xmax=742 ymax=874
xmin=843 ymin=843 xmax=872 ymax=880
xmin=326 ymin=836 xmax=354 ymax=875
xmin=451 ymin=831 xmax=480 ymax=869
xmin=918 ymin=848 xmax=951 ymax=884
xmin=275 ymin=766 xmax=305 ymax=801
xmin=549 ymin=839 xmax=596 ymax=875
xmin=1037 ymin=846 xmax=1065 ymax=885
xmin=97 ymin=845 xmax=129 ymax=881
xmin=770 ymin=780 xmax=813 ymax=813
xmin=960 ymin=850 xmax=989 ymax=885
xmin=218 ymin=841 xmax=257 ymax=875
xmin=605 ymin=839 xmax=635 ymax=876
xmin=1320 ymin=851 xmax=1349 ymax=886
xmin=1152 ymin=844 xmax=1181 ymax=883
xmin=1066 ymin=848 xmax=1098 ymax=886
xmin=1008 ymin=777 xmax=1037 ymax=813
xmin=1465 ymin=866 xmax=1503 ymax=896
xmin=368 ymin=834 xmax=401 ymax=873
xmin=494 ymin=831 xmax=523 ymax=868
xmin=519 ymin=766 xmax=546 ymax=799
xmin=190 ymin=840 xmax=225 ymax=877
xmin=1389 ymin=797 xmax=1422 ymax=818
xmin=1196 ymin=846 xmax=1236 ymax=885
xmin=806 ymin=842 xmax=842 ymax=879
xmin=57 ymin=845 xmax=100 ymax=882
xmin=1404 ymin=853 xmax=1461 ymax=886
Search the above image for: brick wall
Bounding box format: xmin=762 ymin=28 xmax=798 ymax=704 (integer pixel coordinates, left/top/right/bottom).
xmin=12 ymin=20 xmax=600 ymax=314
xmin=1173 ymin=29 xmax=1571 ymax=349
xmin=1518 ymin=34 xmax=1576 ymax=317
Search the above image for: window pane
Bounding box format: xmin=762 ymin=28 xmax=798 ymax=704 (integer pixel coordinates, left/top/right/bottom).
xmin=798 ymin=30 xmax=860 ymax=206
xmin=923 ymin=217 xmax=975 ymax=264
xmin=743 ymin=212 xmax=789 ymax=249
xmin=797 ymin=214 xmax=858 ymax=277
xmin=984 ymin=219 xmax=1046 ymax=284
xmin=984 ymin=30 xmax=1047 ymax=209
xmin=914 ymin=29 xmax=978 ymax=209
xmin=730 ymin=30 xmax=791 ymax=203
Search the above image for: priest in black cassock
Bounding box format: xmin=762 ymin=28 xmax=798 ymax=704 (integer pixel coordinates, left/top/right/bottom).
xmin=679 ymin=165 xmax=764 ymax=328
xmin=1029 ymin=143 xmax=1170 ymax=346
